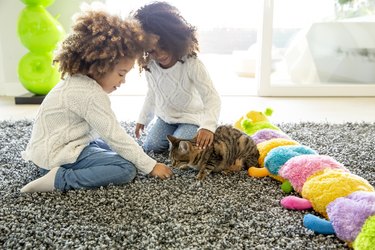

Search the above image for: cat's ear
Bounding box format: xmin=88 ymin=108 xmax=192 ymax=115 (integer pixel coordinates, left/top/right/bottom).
xmin=178 ymin=141 xmax=190 ymax=154
xmin=167 ymin=135 xmax=177 ymax=144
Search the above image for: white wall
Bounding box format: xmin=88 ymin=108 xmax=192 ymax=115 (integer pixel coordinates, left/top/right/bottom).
xmin=0 ymin=0 xmax=26 ymax=96
xmin=0 ymin=0 xmax=101 ymax=96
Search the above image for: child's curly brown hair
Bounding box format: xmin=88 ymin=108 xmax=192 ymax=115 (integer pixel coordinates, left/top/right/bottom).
xmin=54 ymin=9 xmax=151 ymax=79
xmin=132 ymin=1 xmax=199 ymax=69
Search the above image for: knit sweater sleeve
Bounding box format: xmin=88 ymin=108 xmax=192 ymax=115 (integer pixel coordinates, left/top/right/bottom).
xmin=188 ymin=58 xmax=221 ymax=132
xmin=73 ymin=91 xmax=156 ymax=174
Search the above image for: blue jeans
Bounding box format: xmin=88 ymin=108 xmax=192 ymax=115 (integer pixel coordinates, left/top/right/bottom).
xmin=40 ymin=139 xmax=137 ymax=191
xmin=143 ymin=117 xmax=199 ymax=153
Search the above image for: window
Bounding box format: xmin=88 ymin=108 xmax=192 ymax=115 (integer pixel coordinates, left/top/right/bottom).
xmin=106 ymin=0 xmax=260 ymax=96
xmin=258 ymin=0 xmax=375 ymax=96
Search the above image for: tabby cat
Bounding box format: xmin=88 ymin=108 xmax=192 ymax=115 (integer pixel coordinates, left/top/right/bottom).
xmin=167 ymin=125 xmax=260 ymax=180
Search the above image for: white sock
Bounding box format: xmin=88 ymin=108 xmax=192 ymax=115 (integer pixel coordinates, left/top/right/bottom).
xmin=20 ymin=167 xmax=59 ymax=193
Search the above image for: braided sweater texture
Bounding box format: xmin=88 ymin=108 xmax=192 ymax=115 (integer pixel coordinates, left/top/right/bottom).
xmin=137 ymin=56 xmax=221 ymax=132
xmin=22 ymin=74 xmax=156 ymax=174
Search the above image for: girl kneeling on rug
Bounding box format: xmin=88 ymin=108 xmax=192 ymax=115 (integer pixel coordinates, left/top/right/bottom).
xmin=133 ymin=2 xmax=221 ymax=153
xmin=21 ymin=7 xmax=172 ymax=193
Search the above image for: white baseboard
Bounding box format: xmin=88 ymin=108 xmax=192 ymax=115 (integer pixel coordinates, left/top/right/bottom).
xmin=0 ymin=81 xmax=28 ymax=97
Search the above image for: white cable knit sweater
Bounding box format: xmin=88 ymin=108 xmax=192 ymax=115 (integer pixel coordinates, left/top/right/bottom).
xmin=22 ymin=74 xmax=156 ymax=174
xmin=137 ymin=56 xmax=221 ymax=132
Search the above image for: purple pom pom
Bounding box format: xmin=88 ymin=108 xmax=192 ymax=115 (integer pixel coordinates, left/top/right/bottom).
xmin=251 ymin=129 xmax=290 ymax=144
xmin=327 ymin=191 xmax=375 ymax=242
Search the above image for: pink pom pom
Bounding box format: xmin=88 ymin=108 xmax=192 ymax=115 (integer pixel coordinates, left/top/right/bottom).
xmin=279 ymin=155 xmax=347 ymax=193
xmin=280 ymin=196 xmax=312 ymax=210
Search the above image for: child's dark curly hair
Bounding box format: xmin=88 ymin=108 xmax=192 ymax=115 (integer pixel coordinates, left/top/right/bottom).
xmin=54 ymin=9 xmax=151 ymax=79
xmin=132 ymin=1 xmax=199 ymax=68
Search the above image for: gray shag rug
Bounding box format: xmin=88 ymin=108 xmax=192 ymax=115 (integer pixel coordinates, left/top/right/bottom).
xmin=1 ymin=120 xmax=374 ymax=249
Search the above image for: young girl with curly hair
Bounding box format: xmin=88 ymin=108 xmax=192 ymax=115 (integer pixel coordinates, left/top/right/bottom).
xmin=21 ymin=7 xmax=172 ymax=193
xmin=133 ymin=1 xmax=221 ymax=153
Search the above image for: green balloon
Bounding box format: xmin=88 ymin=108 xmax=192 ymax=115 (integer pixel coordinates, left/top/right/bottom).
xmin=18 ymin=52 xmax=61 ymax=95
xmin=17 ymin=6 xmax=65 ymax=53
xmin=20 ymin=0 xmax=55 ymax=7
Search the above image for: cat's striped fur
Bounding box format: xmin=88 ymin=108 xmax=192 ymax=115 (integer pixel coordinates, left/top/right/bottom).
xmin=167 ymin=125 xmax=260 ymax=180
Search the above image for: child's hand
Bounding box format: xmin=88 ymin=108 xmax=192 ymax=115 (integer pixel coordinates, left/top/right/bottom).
xmin=149 ymin=163 xmax=173 ymax=179
xmin=196 ymin=129 xmax=214 ymax=149
xmin=135 ymin=123 xmax=145 ymax=139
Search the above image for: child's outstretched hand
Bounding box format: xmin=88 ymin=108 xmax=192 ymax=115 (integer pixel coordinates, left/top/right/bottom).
xmin=196 ymin=129 xmax=214 ymax=149
xmin=135 ymin=123 xmax=145 ymax=139
xmin=149 ymin=163 xmax=173 ymax=179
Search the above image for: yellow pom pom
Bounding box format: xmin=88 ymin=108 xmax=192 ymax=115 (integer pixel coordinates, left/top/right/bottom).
xmin=302 ymin=169 xmax=374 ymax=218
xmin=257 ymin=138 xmax=299 ymax=167
xmin=233 ymin=117 xmax=244 ymax=131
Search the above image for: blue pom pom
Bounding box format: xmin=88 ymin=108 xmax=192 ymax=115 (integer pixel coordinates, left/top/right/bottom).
xmin=264 ymin=145 xmax=317 ymax=175
xmin=303 ymin=214 xmax=335 ymax=235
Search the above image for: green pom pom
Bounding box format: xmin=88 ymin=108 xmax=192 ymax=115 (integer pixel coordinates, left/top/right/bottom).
xmin=281 ymin=180 xmax=293 ymax=193
xmin=264 ymin=108 xmax=273 ymax=117
xmin=353 ymin=215 xmax=375 ymax=250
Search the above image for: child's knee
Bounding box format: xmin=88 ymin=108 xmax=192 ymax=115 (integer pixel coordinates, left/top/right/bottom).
xmin=174 ymin=126 xmax=198 ymax=139
xmin=143 ymin=139 xmax=168 ymax=153
xmin=118 ymin=163 xmax=137 ymax=183
xmin=127 ymin=164 xmax=137 ymax=181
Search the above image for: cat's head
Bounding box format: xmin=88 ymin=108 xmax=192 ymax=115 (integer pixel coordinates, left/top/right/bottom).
xmin=167 ymin=135 xmax=195 ymax=167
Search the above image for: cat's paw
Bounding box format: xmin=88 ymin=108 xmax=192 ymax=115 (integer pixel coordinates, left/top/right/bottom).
xmin=178 ymin=164 xmax=189 ymax=170
xmin=221 ymin=170 xmax=230 ymax=175
xmin=196 ymin=171 xmax=207 ymax=180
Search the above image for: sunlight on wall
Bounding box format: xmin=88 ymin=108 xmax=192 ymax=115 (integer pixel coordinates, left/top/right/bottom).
xmin=104 ymin=0 xmax=260 ymax=96
xmin=105 ymin=0 xmax=261 ymax=29
xmin=106 ymin=0 xmax=335 ymax=29
xmin=273 ymin=0 xmax=335 ymax=28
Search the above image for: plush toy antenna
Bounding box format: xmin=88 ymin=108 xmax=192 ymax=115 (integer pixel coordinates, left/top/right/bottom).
xmin=264 ymin=108 xmax=273 ymax=117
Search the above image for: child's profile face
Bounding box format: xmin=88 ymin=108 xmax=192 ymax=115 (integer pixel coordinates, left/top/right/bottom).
xmin=147 ymin=46 xmax=177 ymax=69
xmin=95 ymin=57 xmax=135 ymax=93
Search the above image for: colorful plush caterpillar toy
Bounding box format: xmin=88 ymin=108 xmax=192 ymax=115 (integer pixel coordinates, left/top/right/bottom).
xmin=234 ymin=108 xmax=375 ymax=249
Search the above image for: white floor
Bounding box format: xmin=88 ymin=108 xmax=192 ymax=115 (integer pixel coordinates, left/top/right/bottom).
xmin=1 ymin=95 xmax=375 ymax=124
xmin=3 ymin=52 xmax=375 ymax=124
